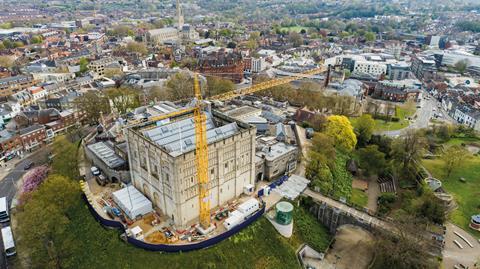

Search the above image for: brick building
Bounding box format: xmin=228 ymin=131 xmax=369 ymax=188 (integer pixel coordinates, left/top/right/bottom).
xmin=198 ymin=51 xmax=244 ymax=83
xmin=18 ymin=124 xmax=47 ymax=152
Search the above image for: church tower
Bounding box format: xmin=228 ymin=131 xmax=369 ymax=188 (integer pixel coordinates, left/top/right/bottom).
xmin=176 ymin=0 xmax=184 ymax=31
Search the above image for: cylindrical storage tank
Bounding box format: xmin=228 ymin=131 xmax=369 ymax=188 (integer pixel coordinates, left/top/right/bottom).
xmin=275 ymin=201 xmax=293 ymax=225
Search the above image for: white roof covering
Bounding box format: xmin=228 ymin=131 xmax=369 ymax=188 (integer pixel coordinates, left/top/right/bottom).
xmin=273 ymin=174 xmax=310 ymax=200
xmin=112 ymin=186 xmax=152 ymax=219
xmin=143 ymin=113 xmax=239 ymax=157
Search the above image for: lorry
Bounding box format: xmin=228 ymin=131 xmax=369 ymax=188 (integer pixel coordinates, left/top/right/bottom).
xmin=223 ymin=198 xmax=260 ymax=231
xmin=0 ymin=197 xmax=9 ymax=223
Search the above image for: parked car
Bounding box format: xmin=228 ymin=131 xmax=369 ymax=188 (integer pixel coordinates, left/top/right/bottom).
xmin=24 ymin=161 xmax=34 ymax=170
xmin=90 ymin=166 xmax=101 ymax=176
xmin=95 ymin=174 xmax=107 ymax=186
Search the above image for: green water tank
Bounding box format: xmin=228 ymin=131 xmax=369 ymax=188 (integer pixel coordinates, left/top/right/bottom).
xmin=275 ymin=201 xmax=293 ymax=225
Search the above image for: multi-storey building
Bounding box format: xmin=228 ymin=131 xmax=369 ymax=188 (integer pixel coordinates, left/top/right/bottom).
xmin=0 ymin=75 xmax=36 ymax=99
xmin=125 ymin=109 xmax=256 ymax=228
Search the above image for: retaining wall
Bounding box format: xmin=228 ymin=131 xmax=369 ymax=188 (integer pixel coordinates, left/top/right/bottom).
xmin=82 ymin=194 xmax=266 ymax=252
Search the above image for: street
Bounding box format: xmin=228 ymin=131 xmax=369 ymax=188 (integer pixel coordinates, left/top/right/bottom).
xmin=0 ymin=146 xmax=50 ymax=269
xmin=382 ymin=94 xmax=454 ymax=137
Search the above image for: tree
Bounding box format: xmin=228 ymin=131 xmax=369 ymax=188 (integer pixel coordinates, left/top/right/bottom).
xmin=324 ymin=115 xmax=357 ymax=152
xmin=2 ymin=39 xmax=13 ymax=49
xmin=306 ymin=151 xmax=334 ymax=194
xmin=78 ymin=57 xmax=89 ymax=74
xmin=354 ymin=114 xmax=375 ymax=146
xmin=16 ymin=175 xmax=80 ymax=268
xmin=74 ymin=91 xmax=110 ymax=125
xmin=13 ymin=41 xmax=24 ymax=48
xmin=391 ymin=129 xmax=427 ymax=170
xmin=105 ymin=87 xmax=140 ymax=115
xmin=165 ymin=72 xmax=195 ymax=100
xmin=206 ymin=76 xmax=235 ymax=97
xmin=126 ymin=41 xmax=148 ymax=56
xmin=440 ymin=145 xmax=471 ymax=177
xmin=454 ymin=59 xmax=469 ymax=75
xmin=310 ymin=133 xmax=336 ymax=167
xmin=288 ymin=31 xmax=303 ymax=47
xmin=22 ymin=166 xmax=49 ymax=194
xmin=357 ymin=145 xmax=387 ymax=176
xmin=306 ymin=114 xmax=327 ymax=132
xmin=364 ymin=31 xmax=376 ymax=42
xmin=0 ymin=55 xmax=15 ymax=68
xmin=51 ymin=136 xmax=80 ymax=179
xmin=31 ymin=35 xmax=43 ymax=44
xmin=109 ymin=25 xmax=133 ymax=37
xmin=103 ymin=68 xmax=124 ymax=78
xmin=0 ymin=22 xmax=12 ymax=29
xmin=0 ymin=42 xmax=5 ymax=50
xmin=372 ymin=217 xmax=439 ymax=269
xmin=300 ymin=28 xmax=306 ymax=34
xmin=226 ymin=41 xmax=237 ymax=49
xmin=415 ymin=189 xmax=446 ymax=224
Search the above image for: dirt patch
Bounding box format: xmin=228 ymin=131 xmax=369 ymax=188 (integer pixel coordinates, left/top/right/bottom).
xmin=324 ymin=225 xmax=375 ymax=269
xmin=466 ymin=144 xmax=480 ymax=154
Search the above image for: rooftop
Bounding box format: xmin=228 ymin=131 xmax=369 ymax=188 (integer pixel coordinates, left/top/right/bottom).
xmin=142 ymin=112 xmax=242 ymax=157
xmin=87 ymin=141 xmax=126 ymax=169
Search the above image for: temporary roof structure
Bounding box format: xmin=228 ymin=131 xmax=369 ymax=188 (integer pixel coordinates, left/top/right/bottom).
xmin=112 ymin=186 xmax=152 ymax=219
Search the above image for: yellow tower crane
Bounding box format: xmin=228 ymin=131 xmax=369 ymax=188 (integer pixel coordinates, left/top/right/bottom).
xmin=129 ymin=66 xmax=327 ymax=229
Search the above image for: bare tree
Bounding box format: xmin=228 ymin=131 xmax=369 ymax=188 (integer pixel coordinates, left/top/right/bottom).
xmin=391 ymin=129 xmax=427 ymax=170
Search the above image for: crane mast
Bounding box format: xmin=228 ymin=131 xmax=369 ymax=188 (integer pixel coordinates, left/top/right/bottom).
xmin=193 ymin=74 xmax=211 ymax=229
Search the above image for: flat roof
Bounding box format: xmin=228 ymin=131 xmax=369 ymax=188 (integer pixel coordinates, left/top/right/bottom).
xmin=87 ymin=142 xmax=125 ymax=169
xmin=142 ymin=112 xmax=241 ymax=157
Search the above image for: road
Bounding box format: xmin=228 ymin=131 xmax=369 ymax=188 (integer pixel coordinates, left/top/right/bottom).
xmin=381 ymin=93 xmax=456 ymax=137
xmin=0 ymin=146 xmax=50 ymax=269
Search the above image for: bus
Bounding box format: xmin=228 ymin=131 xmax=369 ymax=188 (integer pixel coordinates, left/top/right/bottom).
xmin=1 ymin=226 xmax=16 ymax=257
xmin=0 ymin=197 xmax=9 ymax=223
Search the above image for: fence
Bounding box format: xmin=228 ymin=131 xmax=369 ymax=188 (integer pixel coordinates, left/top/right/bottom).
xmin=82 ymin=194 xmax=266 ymax=252
xmin=257 ymin=175 xmax=289 ymax=197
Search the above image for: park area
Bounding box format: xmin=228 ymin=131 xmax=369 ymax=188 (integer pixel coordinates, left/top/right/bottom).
xmin=423 ymin=136 xmax=480 ymax=239
xmin=12 ymin=137 xmax=332 ymax=269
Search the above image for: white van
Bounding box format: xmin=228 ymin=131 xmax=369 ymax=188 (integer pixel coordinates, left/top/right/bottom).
xmin=0 ymin=197 xmax=9 ymax=223
xmin=1 ymin=226 xmax=16 ymax=257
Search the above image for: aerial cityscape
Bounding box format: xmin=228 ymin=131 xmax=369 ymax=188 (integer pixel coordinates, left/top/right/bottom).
xmin=0 ymin=0 xmax=479 ymax=268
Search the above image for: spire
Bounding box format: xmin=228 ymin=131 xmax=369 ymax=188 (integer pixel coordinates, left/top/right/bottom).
xmin=176 ymin=0 xmax=184 ymax=31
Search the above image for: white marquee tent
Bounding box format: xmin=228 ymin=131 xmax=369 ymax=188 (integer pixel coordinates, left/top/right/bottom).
xmin=112 ymin=185 xmax=153 ymax=219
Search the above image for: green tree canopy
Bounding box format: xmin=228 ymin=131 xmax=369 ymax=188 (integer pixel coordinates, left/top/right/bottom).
xmin=354 ymin=114 xmax=375 ymax=146
xmin=364 ymin=31 xmax=376 ymax=42
xmin=16 ymin=175 xmax=80 ymax=267
xmin=440 ymin=144 xmax=471 ymax=177
xmin=310 ymin=132 xmax=336 ymax=167
xmin=31 ymin=35 xmax=43 ymax=44
xmin=306 ymin=151 xmax=334 ymax=194
xmin=357 ymin=145 xmax=387 ymax=176
xmin=79 ymin=57 xmax=89 ymax=74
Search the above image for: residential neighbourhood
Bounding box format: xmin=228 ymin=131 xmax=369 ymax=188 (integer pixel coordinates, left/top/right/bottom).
xmin=0 ymin=0 xmax=479 ymax=269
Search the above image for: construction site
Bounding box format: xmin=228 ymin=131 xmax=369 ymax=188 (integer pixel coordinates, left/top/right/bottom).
xmin=79 ymin=67 xmax=326 ymax=248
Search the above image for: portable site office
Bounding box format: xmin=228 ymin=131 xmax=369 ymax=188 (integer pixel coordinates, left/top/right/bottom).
xmin=112 ymin=186 xmax=153 ymax=220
